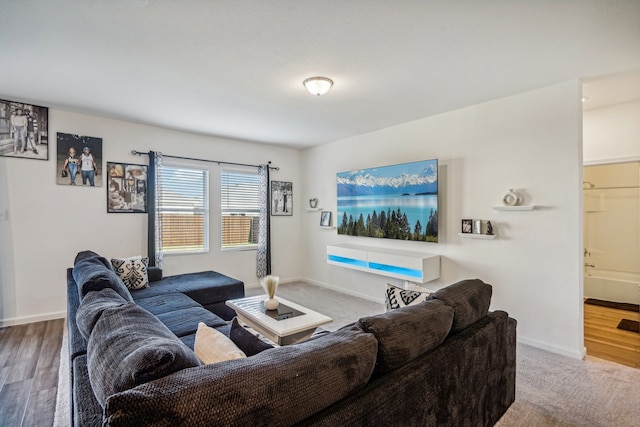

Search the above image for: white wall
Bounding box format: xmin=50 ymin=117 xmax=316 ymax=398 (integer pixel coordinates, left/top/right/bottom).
xmin=0 ymin=110 xmax=301 ymax=326
xmin=301 ymin=81 xmax=585 ymax=358
xmin=583 ymin=100 xmax=640 ymax=164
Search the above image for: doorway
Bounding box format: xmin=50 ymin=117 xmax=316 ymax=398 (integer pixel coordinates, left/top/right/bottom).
xmin=582 ymin=161 xmax=640 ymax=368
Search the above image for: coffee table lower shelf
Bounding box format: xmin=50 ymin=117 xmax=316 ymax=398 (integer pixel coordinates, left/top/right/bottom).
xmin=226 ymin=295 xmax=332 ymax=345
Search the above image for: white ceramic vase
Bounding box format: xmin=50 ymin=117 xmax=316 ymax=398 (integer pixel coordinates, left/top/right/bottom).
xmin=264 ymin=297 xmax=279 ymax=310
xmin=502 ymin=189 xmax=521 ymax=206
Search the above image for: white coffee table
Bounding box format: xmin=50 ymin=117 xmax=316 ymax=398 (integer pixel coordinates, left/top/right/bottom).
xmin=226 ymin=295 xmax=332 ymax=345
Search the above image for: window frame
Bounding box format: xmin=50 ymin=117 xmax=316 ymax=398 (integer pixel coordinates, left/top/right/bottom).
xmin=158 ymin=164 xmax=210 ymax=255
xmin=220 ymin=167 xmax=261 ymax=251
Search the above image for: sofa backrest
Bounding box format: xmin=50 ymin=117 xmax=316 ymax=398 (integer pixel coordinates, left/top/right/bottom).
xmin=72 ymin=250 xmax=133 ymax=302
xmin=430 ymin=279 xmax=492 ymax=333
xmin=103 ymin=327 xmax=378 ymax=427
xmin=357 ymin=299 xmax=454 ymax=375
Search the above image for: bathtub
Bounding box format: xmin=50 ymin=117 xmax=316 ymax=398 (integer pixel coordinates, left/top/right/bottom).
xmin=584 ymin=269 xmax=640 ymax=305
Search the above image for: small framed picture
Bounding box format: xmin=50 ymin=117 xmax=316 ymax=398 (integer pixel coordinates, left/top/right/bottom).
xmin=320 ymin=211 xmax=332 ymax=227
xmin=107 ymin=162 xmax=148 ymax=213
xmin=271 ymin=180 xmax=292 ymax=216
xmin=461 ymin=219 xmax=473 ymax=234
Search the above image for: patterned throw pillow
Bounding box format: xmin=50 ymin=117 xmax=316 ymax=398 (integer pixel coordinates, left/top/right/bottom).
xmin=111 ymin=256 xmax=149 ymax=290
xmin=385 ymin=283 xmax=431 ymax=311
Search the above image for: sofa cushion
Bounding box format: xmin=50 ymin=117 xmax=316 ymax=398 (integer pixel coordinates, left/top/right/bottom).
xmin=72 ymin=251 xmax=133 ymax=302
xmin=194 ymin=322 xmax=246 ymax=364
xmin=76 ymin=288 xmax=128 ymax=340
xmin=135 ymin=293 xmax=201 ymax=316
xmin=430 ymin=279 xmax=492 ymax=333
xmin=229 ymin=317 xmax=274 ymax=356
xmin=110 ymin=256 xmax=149 ymax=290
xmin=155 ymin=307 xmax=227 ymax=337
xmin=385 ymin=283 xmax=431 ymax=310
xmin=87 ymin=301 xmax=200 ymax=407
xmin=103 ymin=327 xmax=378 ymax=426
xmin=357 ymin=299 xmax=453 ymax=375
xmin=128 ymin=270 xmax=244 ymax=308
xmin=178 ymin=323 xmax=232 ymax=350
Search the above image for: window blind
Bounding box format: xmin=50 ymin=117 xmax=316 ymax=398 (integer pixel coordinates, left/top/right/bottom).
xmin=221 ymin=169 xmax=260 ymax=249
xmin=158 ymin=166 xmax=209 ymax=253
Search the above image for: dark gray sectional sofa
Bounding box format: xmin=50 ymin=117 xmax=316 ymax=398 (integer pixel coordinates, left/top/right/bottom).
xmin=67 ymin=250 xmax=517 ymax=427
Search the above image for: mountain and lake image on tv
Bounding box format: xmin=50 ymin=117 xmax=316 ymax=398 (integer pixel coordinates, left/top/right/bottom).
xmin=337 ymin=159 xmax=438 ymax=242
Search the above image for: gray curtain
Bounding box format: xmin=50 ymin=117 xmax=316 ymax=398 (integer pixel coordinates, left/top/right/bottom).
xmin=256 ymin=164 xmax=271 ymax=277
xmin=147 ymin=151 xmax=164 ymax=268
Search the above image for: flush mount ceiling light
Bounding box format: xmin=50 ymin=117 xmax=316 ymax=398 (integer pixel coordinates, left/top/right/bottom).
xmin=303 ymin=77 xmax=333 ymax=96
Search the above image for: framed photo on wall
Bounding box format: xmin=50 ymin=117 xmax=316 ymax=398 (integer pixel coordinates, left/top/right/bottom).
xmin=0 ymin=98 xmax=49 ymax=161
xmin=271 ymin=180 xmax=292 ymax=216
xmin=107 ymin=162 xmax=148 ymax=213
xmin=57 ymin=132 xmax=103 ymax=186
xmin=320 ymin=211 xmax=332 ymax=227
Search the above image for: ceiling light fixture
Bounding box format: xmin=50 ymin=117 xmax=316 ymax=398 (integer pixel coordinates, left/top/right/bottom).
xmin=303 ymin=77 xmax=333 ymax=96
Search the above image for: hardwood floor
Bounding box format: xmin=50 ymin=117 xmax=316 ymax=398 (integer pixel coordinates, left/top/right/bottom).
xmin=0 ymin=319 xmax=64 ymax=427
xmin=584 ymin=302 xmax=640 ymax=368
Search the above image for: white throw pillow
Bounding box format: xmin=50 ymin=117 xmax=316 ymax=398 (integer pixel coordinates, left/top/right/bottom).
xmin=194 ymin=322 xmax=246 ymax=365
xmin=110 ymin=256 xmax=149 ymax=290
xmin=385 ymin=283 xmax=431 ymax=311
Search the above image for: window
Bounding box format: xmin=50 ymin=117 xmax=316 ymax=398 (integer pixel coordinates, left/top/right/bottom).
xmin=158 ymin=166 xmax=209 ymax=254
xmin=221 ymin=169 xmax=260 ymax=250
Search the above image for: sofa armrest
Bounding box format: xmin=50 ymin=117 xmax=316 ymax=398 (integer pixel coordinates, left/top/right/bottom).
xmin=148 ymin=267 xmax=163 ymax=282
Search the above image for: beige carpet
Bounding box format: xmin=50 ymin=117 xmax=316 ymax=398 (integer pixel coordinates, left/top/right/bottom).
xmin=54 ymin=281 xmax=640 ymax=426
xmin=53 ymin=319 xmax=69 ymax=427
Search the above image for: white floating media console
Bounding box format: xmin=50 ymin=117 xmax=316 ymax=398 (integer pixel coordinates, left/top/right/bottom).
xmin=326 ymin=243 xmax=440 ymax=283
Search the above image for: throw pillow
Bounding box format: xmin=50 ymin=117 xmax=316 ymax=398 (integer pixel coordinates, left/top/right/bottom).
xmin=229 ymin=317 xmax=274 ymax=356
xmin=194 ymin=322 xmax=246 ymax=364
xmin=385 ymin=283 xmax=431 ymax=311
xmin=87 ymin=302 xmax=200 ymax=407
xmin=76 ymin=288 xmax=128 ymax=340
xmin=357 ymin=299 xmax=454 ymax=375
xmin=111 ymin=256 xmax=149 ymax=290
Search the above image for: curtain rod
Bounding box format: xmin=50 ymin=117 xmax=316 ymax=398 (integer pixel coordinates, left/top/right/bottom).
xmin=131 ymin=150 xmax=279 ymax=171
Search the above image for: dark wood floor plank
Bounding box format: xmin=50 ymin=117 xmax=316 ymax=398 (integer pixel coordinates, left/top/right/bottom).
xmin=23 ymin=386 xmax=58 ymax=427
xmin=4 ymin=327 xmax=44 ymax=384
xmin=0 ymin=324 xmax=28 ymax=368
xmin=0 ymin=319 xmax=64 ymax=427
xmin=34 ymin=319 xmax=63 ymax=373
xmin=0 ymin=378 xmax=33 ymax=427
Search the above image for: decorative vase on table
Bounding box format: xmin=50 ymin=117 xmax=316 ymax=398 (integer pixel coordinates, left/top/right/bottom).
xmin=260 ymin=275 xmax=279 ymax=310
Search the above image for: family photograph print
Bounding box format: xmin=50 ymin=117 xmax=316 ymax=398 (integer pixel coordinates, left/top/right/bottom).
xmin=56 ymin=133 xmax=103 ymax=186
xmin=0 ymin=99 xmax=49 ymax=161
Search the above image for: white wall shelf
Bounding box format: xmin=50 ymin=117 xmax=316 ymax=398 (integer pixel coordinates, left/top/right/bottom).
xmin=492 ymin=205 xmax=536 ymax=211
xmin=305 ymin=207 xmax=323 ymax=211
xmin=326 ymin=243 xmax=440 ymax=283
xmin=319 ymin=226 xmax=336 ymax=230
xmin=458 ymin=233 xmax=496 ymax=240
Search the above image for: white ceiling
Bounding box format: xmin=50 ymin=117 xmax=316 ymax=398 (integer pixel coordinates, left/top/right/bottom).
xmin=1 ymin=1 xmax=639 ymax=149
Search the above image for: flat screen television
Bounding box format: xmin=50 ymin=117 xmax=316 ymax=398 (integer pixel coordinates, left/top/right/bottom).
xmin=337 ymin=159 xmax=438 ymax=242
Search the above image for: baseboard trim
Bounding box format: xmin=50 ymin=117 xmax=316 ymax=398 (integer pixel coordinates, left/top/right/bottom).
xmin=518 ymin=335 xmax=587 ymax=360
xmin=300 ymin=277 xmax=386 ymax=304
xmin=0 ymin=311 xmax=66 ymax=328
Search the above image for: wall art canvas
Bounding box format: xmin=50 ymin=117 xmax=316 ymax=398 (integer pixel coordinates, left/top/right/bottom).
xmin=0 ymin=99 xmax=49 ymax=160
xmin=271 ymin=180 xmax=292 ymax=216
xmin=56 ymin=133 xmax=103 ymax=186
xmin=337 ymin=159 xmax=438 ymax=242
xmin=107 ymin=162 xmax=148 ymax=213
